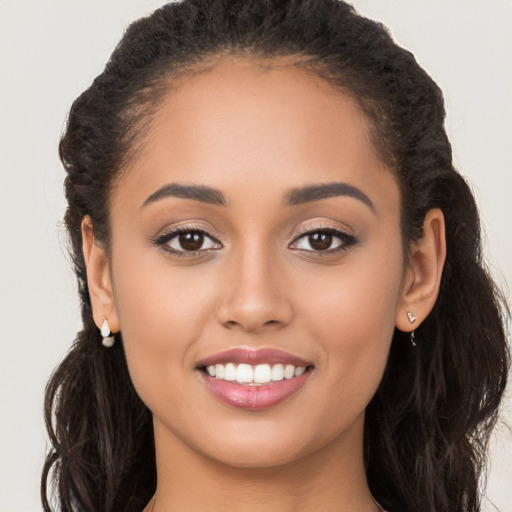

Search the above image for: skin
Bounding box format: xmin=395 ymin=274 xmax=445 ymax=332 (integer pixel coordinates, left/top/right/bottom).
xmin=82 ymin=58 xmax=446 ymax=512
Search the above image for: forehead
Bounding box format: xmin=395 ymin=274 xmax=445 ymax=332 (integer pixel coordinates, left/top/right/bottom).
xmin=114 ymin=57 xmax=398 ymax=213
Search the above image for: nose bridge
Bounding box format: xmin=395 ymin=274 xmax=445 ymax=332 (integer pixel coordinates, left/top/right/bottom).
xmin=217 ymin=235 xmax=293 ymax=332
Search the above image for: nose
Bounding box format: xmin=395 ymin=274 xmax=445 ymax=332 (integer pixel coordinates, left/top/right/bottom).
xmin=216 ymin=244 xmax=293 ymax=333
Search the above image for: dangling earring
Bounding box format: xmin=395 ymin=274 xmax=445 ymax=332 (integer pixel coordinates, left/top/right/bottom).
xmin=101 ymin=318 xmax=115 ymax=348
xmin=407 ymin=312 xmax=417 ymax=347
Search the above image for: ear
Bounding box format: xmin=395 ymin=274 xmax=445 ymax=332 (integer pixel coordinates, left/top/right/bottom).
xmin=396 ymin=208 xmax=446 ymax=332
xmin=81 ymin=216 xmax=120 ymax=333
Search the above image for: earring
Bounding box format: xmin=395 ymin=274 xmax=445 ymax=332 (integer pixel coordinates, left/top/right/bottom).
xmin=100 ymin=318 xmax=115 ymax=348
xmin=407 ymin=312 xmax=417 ymax=347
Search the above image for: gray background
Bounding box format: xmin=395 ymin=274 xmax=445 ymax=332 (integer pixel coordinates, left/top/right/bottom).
xmin=1 ymin=1 xmax=510 ymax=511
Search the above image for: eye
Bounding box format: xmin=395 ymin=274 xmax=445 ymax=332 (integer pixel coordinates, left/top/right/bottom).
xmin=290 ymin=228 xmax=356 ymax=253
xmin=154 ymin=228 xmax=222 ymax=255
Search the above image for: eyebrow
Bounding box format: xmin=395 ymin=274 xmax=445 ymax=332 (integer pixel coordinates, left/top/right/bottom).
xmin=142 ymin=183 xmax=227 ymax=207
xmin=285 ymin=182 xmax=375 ymax=212
xmin=142 ymin=181 xmax=374 ymax=212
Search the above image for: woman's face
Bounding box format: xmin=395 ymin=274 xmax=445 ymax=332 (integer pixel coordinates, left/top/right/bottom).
xmin=106 ymin=58 xmax=408 ymax=468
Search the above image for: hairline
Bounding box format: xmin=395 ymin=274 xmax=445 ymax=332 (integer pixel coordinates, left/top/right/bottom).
xmin=106 ymin=51 xmax=409 ymax=258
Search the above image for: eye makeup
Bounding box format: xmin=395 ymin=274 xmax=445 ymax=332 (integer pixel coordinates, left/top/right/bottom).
xmin=289 ymin=226 xmax=358 ymax=254
xmin=152 ymin=225 xmax=223 ymax=258
xmin=151 ymin=219 xmax=359 ymax=261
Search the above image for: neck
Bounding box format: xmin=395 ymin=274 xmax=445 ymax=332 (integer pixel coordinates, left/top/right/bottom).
xmin=149 ymin=414 xmax=380 ymax=512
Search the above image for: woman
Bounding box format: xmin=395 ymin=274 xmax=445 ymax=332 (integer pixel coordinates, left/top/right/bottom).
xmin=41 ymin=1 xmax=509 ymax=511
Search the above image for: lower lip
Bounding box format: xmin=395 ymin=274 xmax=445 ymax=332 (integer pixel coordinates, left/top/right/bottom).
xmin=200 ymin=370 xmax=312 ymax=410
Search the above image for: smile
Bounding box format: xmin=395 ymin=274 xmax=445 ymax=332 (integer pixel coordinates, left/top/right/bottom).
xmin=205 ymin=363 xmax=306 ymax=384
xmin=197 ymin=348 xmax=313 ymax=409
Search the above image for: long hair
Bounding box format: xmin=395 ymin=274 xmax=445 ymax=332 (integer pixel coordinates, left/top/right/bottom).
xmin=42 ymin=1 xmax=510 ymax=511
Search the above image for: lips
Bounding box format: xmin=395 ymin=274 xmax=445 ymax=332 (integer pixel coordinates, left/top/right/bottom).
xmin=197 ymin=348 xmax=313 ymax=410
xmin=198 ymin=347 xmax=311 ymax=367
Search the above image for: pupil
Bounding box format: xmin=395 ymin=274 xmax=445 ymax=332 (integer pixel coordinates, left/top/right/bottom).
xmin=179 ymin=232 xmax=204 ymax=251
xmin=309 ymin=232 xmax=332 ymax=250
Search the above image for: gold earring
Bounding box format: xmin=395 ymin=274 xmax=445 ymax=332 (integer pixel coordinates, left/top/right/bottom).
xmin=100 ymin=318 xmax=115 ymax=348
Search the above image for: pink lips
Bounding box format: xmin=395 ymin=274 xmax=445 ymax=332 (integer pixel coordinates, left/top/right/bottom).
xmin=198 ymin=347 xmax=311 ymax=367
xmin=197 ymin=348 xmax=313 ymax=410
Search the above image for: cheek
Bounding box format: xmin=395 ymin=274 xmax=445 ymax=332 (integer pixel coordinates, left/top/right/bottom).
xmin=295 ymin=248 xmax=403 ymax=408
xmin=109 ymin=244 xmax=220 ymax=403
xmin=298 ymin=246 xmax=403 ymax=337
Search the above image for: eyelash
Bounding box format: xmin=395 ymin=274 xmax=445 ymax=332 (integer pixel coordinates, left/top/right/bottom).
xmin=152 ymin=227 xmax=222 ymax=257
xmin=152 ymin=226 xmax=357 ymax=257
xmin=289 ymin=226 xmax=358 ymax=254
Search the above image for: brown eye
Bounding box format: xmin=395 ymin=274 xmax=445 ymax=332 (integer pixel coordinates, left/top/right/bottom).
xmin=308 ymin=232 xmax=333 ymax=251
xmin=158 ymin=229 xmax=221 ymax=254
xmin=178 ymin=232 xmax=204 ymax=251
xmin=290 ymin=228 xmax=357 ymax=253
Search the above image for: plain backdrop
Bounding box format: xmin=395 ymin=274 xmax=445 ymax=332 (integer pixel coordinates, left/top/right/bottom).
xmin=0 ymin=1 xmax=510 ymax=511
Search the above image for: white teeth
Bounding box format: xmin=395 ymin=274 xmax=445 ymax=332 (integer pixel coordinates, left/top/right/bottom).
xmin=206 ymin=362 xmax=308 ymax=384
xmin=253 ymin=364 xmax=272 ymax=383
xmin=215 ymin=363 xmax=224 ymax=379
xmin=271 ymin=363 xmax=284 ymax=381
xmin=224 ymin=363 xmax=236 ymax=381
xmin=236 ymin=363 xmax=253 ymax=383
xmin=284 ymin=364 xmax=295 ymax=379
xmin=294 ymin=366 xmax=306 ymax=377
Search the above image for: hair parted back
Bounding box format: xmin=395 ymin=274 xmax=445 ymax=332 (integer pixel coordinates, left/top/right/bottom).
xmin=42 ymin=1 xmax=510 ymax=511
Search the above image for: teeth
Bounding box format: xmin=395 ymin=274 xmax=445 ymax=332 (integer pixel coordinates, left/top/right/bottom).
xmin=224 ymin=363 xmax=236 ymax=381
xmin=236 ymin=363 xmax=253 ymax=383
xmin=215 ymin=364 xmax=224 ymax=379
xmin=271 ymin=363 xmax=284 ymax=381
xmin=253 ymin=364 xmax=272 ymax=383
xmin=284 ymin=364 xmax=295 ymax=379
xmin=205 ymin=363 xmax=308 ymax=384
xmin=294 ymin=366 xmax=306 ymax=377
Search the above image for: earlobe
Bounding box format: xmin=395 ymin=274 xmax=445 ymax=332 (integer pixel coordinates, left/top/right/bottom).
xmin=396 ymin=208 xmax=446 ymax=332
xmin=81 ymin=216 xmax=120 ymax=333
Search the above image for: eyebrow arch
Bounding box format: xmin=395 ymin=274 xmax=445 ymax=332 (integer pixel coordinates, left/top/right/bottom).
xmin=285 ymin=182 xmax=375 ymax=212
xmin=142 ymin=183 xmax=227 ymax=207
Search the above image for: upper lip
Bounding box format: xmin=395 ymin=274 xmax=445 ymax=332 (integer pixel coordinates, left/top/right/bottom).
xmin=197 ymin=347 xmax=313 ymax=368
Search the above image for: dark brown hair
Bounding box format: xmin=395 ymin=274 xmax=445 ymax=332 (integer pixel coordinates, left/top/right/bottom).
xmin=42 ymin=1 xmax=510 ymax=511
